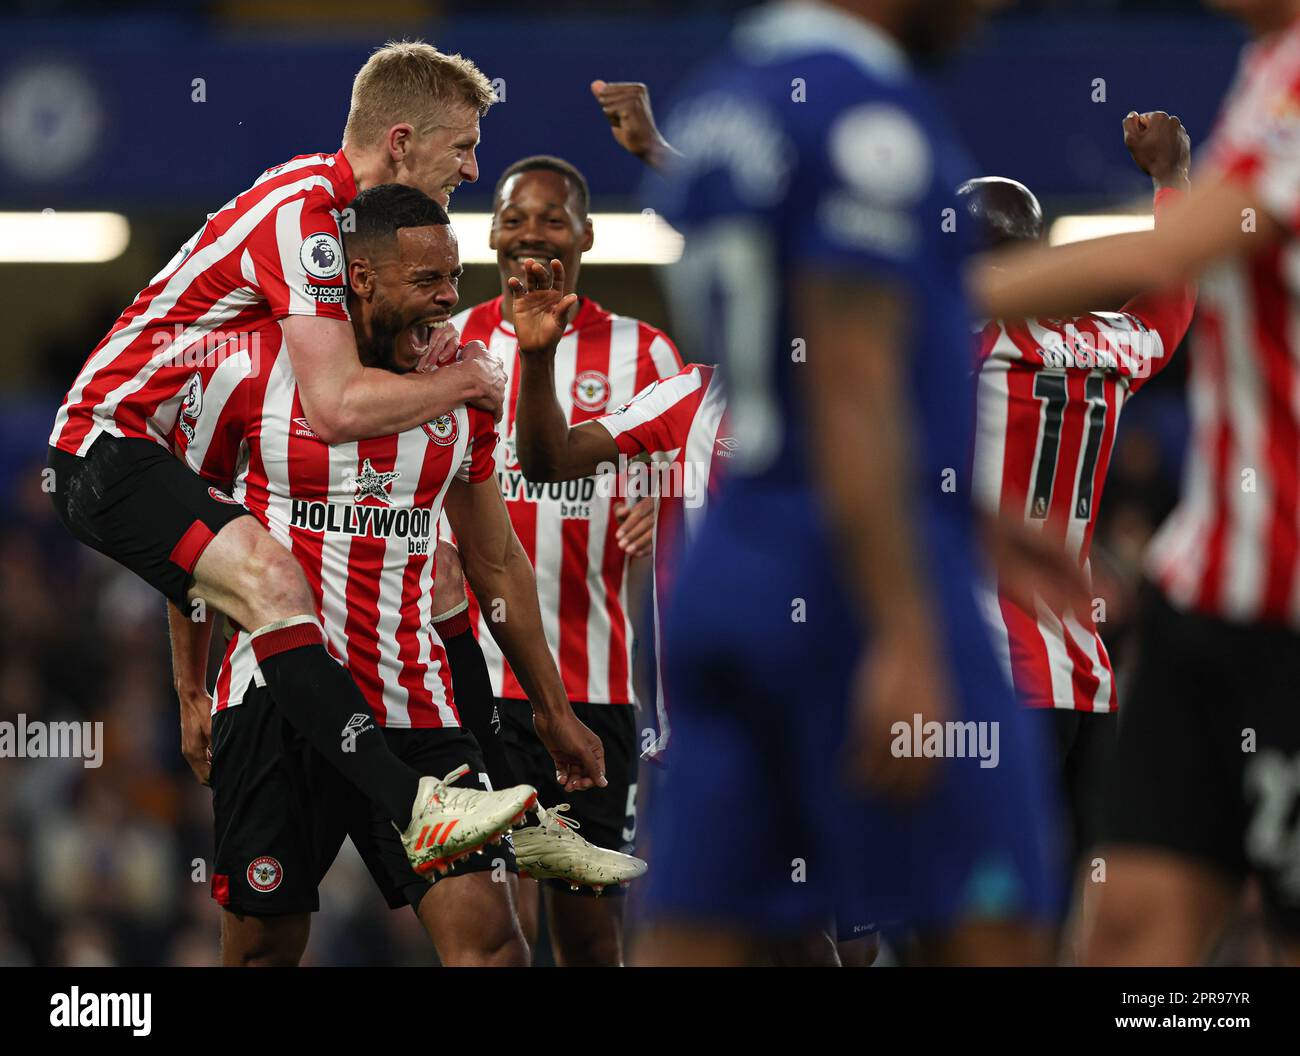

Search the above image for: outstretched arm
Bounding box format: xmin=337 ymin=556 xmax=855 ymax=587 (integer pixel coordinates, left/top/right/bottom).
xmin=973 ymin=110 xmax=1249 ymax=321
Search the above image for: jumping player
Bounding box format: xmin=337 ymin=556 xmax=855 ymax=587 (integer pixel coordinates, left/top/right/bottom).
xmin=437 ymin=155 xmax=682 ymax=966
xmin=46 ymin=41 xmax=605 ymax=879
xmin=976 ymin=0 xmax=1300 ymax=966
xmin=170 ymin=185 xmax=598 ymax=966
xmin=963 ymin=113 xmax=1196 ymax=949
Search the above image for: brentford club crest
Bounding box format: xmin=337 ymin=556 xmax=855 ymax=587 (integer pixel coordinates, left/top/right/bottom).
xmin=421 ymin=413 xmax=458 ymax=447
xmin=247 ymin=856 xmax=283 ymax=893
xmin=208 ymin=486 xmax=240 ymax=505
xmin=572 ymin=370 xmax=611 ymax=412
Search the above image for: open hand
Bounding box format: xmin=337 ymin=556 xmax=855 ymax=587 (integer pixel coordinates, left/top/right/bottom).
xmin=507 ymin=258 xmax=578 ymax=357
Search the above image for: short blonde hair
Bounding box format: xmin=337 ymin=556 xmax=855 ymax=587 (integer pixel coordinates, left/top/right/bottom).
xmin=343 ymin=40 xmax=495 ymax=147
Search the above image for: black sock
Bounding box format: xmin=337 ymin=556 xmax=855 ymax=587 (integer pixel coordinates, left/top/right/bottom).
xmin=251 ymin=618 xmax=421 ymax=827
xmin=436 ymin=608 xmax=519 ymax=790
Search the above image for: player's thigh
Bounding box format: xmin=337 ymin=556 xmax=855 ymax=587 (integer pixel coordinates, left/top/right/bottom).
xmin=417 ymin=871 xmax=527 ymax=967
xmin=220 ymin=910 xmax=311 ymax=967
xmin=1083 ymin=847 xmax=1238 ymax=966
xmin=47 ymin=435 xmax=248 ymax=608
xmin=191 ymin=515 xmax=313 ymax=628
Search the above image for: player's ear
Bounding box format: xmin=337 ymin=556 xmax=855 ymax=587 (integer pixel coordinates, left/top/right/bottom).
xmin=488 ymin=215 xmax=499 ymax=251
xmin=386 ymin=123 xmax=413 ymax=164
xmin=581 ymin=218 xmax=594 ymax=254
xmin=348 ymin=257 xmax=374 ymax=300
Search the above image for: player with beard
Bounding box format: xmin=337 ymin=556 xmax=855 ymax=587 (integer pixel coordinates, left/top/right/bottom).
xmin=977 ymin=0 xmax=1300 ymax=965
xmin=170 ymin=184 xmax=602 ymax=966
xmin=47 ymin=41 xmax=606 ymax=881
xmin=631 ymin=0 xmax=1065 ymax=967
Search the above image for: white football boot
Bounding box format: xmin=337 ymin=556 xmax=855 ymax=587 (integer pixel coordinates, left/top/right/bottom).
xmin=400 ymin=764 xmax=537 ymax=877
xmin=512 ymin=803 xmax=648 ymax=893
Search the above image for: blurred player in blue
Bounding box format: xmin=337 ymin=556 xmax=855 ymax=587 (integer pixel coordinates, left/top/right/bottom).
xmin=632 ymin=0 xmax=1064 ymax=965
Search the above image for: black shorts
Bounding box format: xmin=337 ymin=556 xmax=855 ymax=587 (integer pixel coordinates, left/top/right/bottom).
xmin=1032 ymin=707 xmax=1116 ymax=871
xmin=497 ymin=696 xmax=637 ymax=897
xmin=48 ymin=435 xmax=248 ymax=606
xmin=211 ymin=683 xmax=515 ymax=916
xmin=1104 ymin=585 xmax=1300 ymax=934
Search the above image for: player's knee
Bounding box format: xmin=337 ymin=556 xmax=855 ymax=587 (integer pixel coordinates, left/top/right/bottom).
xmin=552 ymin=900 xmax=623 ymax=967
xmin=221 ymin=914 xmax=307 ymax=967
xmin=228 ymin=945 xmax=303 ymax=968
xmin=441 ymin=913 xmax=528 ymax=967
xmin=432 ymin=541 xmax=466 ymax=617
xmin=243 ymin=538 xmax=314 ymax=622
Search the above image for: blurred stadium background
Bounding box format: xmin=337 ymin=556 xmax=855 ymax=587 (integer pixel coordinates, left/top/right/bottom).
xmin=0 ymin=0 xmax=1251 ymax=965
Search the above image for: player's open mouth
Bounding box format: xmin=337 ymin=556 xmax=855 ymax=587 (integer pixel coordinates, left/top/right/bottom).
xmin=442 ymin=184 xmax=458 ymax=201
xmin=406 ymin=318 xmax=450 ymax=358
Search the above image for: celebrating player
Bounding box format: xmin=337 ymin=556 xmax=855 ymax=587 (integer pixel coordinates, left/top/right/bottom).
xmin=170 ymin=184 xmax=603 ymax=966
xmin=976 ymin=0 xmax=1300 ymax=966
xmin=633 ymin=0 xmax=1063 ymax=967
xmin=963 ymin=112 xmax=1196 ymax=950
xmin=46 ymin=41 xmax=605 ymax=881
xmin=435 ymin=155 xmax=683 ymax=966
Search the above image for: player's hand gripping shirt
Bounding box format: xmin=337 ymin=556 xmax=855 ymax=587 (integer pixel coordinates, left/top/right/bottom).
xmin=52 ymin=150 xmax=356 ymax=457
xmin=451 ymin=295 xmax=682 ymax=705
xmin=175 ymin=322 xmax=498 ymax=729
xmin=1147 ymin=20 xmax=1300 ymax=628
xmin=972 ymin=202 xmax=1195 ymax=711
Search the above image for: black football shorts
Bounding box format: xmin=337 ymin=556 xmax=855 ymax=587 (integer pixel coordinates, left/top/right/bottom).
xmin=211 ymin=682 xmax=515 ymax=916
xmin=1104 ymin=585 xmax=1300 ymax=935
xmin=48 ymin=434 xmax=248 ymax=606
xmin=496 ymin=696 xmax=638 ymax=897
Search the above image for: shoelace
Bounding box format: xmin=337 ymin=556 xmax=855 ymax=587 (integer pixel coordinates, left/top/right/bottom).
xmin=426 ymin=763 xmax=471 ymax=806
xmin=541 ymin=803 xmax=581 ymax=834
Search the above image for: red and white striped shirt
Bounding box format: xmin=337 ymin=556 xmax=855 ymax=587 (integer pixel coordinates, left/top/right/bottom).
xmin=177 ymin=323 xmax=497 ymax=728
xmin=451 ymin=295 xmax=683 ymax=705
xmin=51 ymin=150 xmax=355 ymax=457
xmin=1149 ymin=19 xmax=1300 ymax=628
xmin=973 ymin=241 xmax=1195 ymax=711
xmin=595 ymin=363 xmax=729 ymax=753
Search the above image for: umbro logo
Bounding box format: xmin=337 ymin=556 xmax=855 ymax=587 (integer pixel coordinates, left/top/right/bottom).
xmin=292 ymin=417 xmax=320 ymax=440
xmin=342 ymin=713 xmax=375 ymax=741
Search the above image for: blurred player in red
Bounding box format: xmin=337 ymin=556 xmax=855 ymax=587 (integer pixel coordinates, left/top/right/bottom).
xmin=434 ymin=156 xmax=682 ymax=966
xmin=978 ymin=0 xmax=1300 ymax=965
xmin=963 ymin=112 xmax=1196 ymax=956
